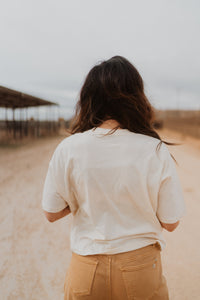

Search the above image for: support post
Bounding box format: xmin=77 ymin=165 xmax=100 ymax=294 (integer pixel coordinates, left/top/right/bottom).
xmin=12 ymin=107 xmax=16 ymax=139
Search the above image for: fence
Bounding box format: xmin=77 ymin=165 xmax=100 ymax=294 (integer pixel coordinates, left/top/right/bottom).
xmin=0 ymin=120 xmax=60 ymax=144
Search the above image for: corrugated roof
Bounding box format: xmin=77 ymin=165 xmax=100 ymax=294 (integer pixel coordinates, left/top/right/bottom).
xmin=0 ymin=86 xmax=59 ymax=108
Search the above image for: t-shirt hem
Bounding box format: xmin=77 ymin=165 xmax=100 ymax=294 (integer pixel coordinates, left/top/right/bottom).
xmin=158 ymin=210 xmax=186 ymax=224
xmin=71 ymin=239 xmax=166 ymax=256
xmin=42 ymin=203 xmax=69 ymax=213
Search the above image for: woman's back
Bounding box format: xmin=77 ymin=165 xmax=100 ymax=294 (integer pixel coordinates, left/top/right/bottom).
xmin=43 ymin=126 xmax=185 ymax=256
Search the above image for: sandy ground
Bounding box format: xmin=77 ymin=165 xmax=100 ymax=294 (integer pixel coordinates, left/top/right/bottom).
xmin=0 ymin=128 xmax=200 ymax=300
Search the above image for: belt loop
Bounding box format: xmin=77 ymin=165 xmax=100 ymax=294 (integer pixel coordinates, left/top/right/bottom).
xmin=154 ymin=241 xmax=161 ymax=251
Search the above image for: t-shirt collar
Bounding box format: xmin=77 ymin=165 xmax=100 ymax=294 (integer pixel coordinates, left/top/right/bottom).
xmin=86 ymin=127 xmax=131 ymax=135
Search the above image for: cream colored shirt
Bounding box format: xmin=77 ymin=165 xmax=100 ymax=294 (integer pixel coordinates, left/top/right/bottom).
xmin=42 ymin=127 xmax=186 ymax=255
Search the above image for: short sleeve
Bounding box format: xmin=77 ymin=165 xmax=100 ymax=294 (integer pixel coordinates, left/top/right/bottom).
xmin=156 ymin=143 xmax=186 ymax=223
xmin=42 ymin=142 xmax=70 ymax=213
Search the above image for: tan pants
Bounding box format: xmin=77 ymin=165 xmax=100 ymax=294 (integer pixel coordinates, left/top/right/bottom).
xmin=64 ymin=242 xmax=169 ymax=300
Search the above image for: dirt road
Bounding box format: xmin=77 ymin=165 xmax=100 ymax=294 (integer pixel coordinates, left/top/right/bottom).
xmin=0 ymin=129 xmax=199 ymax=299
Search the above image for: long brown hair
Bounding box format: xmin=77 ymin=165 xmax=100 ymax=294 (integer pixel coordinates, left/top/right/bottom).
xmin=68 ymin=56 xmax=179 ymax=163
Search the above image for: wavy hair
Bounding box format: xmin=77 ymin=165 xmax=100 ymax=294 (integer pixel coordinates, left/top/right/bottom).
xmin=67 ymin=56 xmax=179 ymax=162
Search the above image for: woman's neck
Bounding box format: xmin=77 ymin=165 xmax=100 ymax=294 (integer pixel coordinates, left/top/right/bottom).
xmin=97 ymin=119 xmax=121 ymax=129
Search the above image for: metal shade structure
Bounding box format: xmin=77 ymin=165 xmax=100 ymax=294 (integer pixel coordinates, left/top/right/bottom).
xmin=0 ymin=85 xmax=60 ymax=142
xmin=0 ymin=85 xmax=58 ymax=108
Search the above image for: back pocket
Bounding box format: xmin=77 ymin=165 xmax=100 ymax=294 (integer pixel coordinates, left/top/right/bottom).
xmin=120 ymin=254 xmax=161 ymax=299
xmin=66 ymin=254 xmax=99 ymax=296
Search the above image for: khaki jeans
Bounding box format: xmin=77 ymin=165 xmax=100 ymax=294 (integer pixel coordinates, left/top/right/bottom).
xmin=64 ymin=242 xmax=169 ymax=300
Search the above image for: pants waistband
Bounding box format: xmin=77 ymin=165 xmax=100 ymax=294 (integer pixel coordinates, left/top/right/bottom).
xmin=72 ymin=242 xmax=161 ymax=262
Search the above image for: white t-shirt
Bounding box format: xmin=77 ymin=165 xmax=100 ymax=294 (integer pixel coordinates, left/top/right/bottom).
xmin=42 ymin=127 xmax=186 ymax=255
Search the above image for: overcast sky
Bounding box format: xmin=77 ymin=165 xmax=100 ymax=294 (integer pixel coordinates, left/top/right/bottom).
xmin=0 ymin=0 xmax=200 ymax=120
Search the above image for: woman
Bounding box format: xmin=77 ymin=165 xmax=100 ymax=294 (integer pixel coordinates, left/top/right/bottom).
xmin=42 ymin=56 xmax=186 ymax=299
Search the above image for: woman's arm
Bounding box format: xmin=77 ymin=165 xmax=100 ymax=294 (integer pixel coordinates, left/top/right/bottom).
xmin=159 ymin=220 xmax=180 ymax=232
xmin=43 ymin=206 xmax=71 ymax=223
